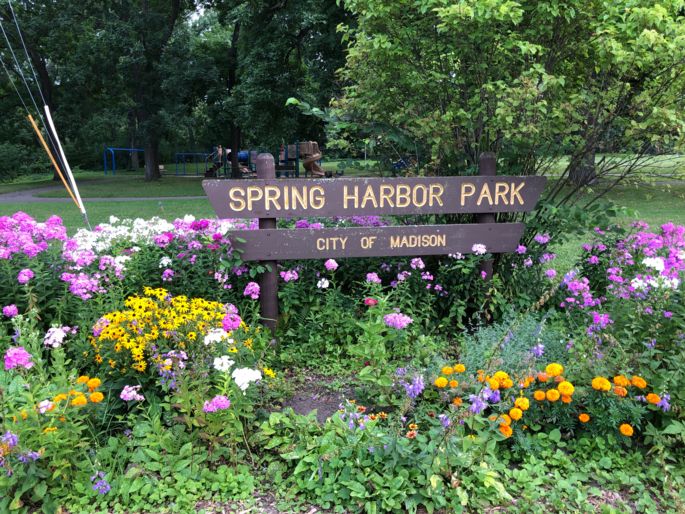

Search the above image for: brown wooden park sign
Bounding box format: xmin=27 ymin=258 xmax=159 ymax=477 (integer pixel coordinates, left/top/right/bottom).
xmin=202 ymin=153 xmax=546 ymax=331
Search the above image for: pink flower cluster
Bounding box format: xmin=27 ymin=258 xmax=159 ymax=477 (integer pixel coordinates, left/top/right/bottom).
xmin=203 ymin=395 xmax=231 ymax=413
xmin=4 ymin=346 xmax=34 ymax=370
xmin=384 ymin=312 xmax=413 ymax=330
xmin=280 ymin=269 xmax=299 ymax=282
xmin=0 ymin=212 xmax=67 ymax=260
xmin=243 ymin=281 xmax=260 ymax=299
xmin=120 ymin=385 xmax=144 ymax=402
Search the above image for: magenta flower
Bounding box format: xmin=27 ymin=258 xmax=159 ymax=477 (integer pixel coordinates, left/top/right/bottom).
xmin=534 ymin=233 xmax=551 ymax=244
xmin=222 ymin=312 xmax=242 ymax=331
xmin=203 ymin=395 xmax=231 ymax=413
xmin=516 ymin=245 xmax=527 ymax=254
xmin=324 ymin=259 xmax=338 ymax=271
xmin=366 ymin=272 xmax=382 ymax=284
xmin=545 ymin=269 xmax=557 ymax=279
xmin=161 ymin=268 xmax=174 ymax=282
xmin=120 ymin=385 xmax=145 ymax=402
xmin=279 ymin=269 xmax=299 ymax=282
xmin=410 ymin=258 xmax=425 ymax=270
xmin=243 ymin=281 xmax=260 ymax=300
xmin=4 ymin=346 xmax=34 ymax=370
xmin=384 ymin=312 xmax=413 ymax=330
xmin=17 ymin=268 xmax=34 ymax=285
xmin=2 ymin=304 xmax=18 ymax=317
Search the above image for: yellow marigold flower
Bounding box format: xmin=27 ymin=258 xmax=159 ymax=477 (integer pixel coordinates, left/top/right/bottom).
xmin=488 ymin=378 xmax=500 ymax=390
xmin=578 ymin=413 xmax=590 ymax=423
xmin=499 ymin=424 xmax=513 ymax=438
xmin=454 ymin=364 xmax=466 ymax=373
xmin=619 ymin=423 xmax=634 ymax=437
xmin=452 ymin=397 xmax=462 ymax=406
xmin=533 ymin=390 xmax=546 ymax=401
xmin=76 ymin=376 xmax=90 ymax=384
xmin=441 ymin=366 xmax=454 ymax=376
xmin=545 ymin=363 xmax=564 ymax=377
xmin=557 ymin=381 xmax=575 ymax=396
xmin=631 ymin=376 xmax=647 ymax=389
xmin=591 ymin=377 xmax=611 ymax=392
xmin=263 ymin=367 xmax=276 ymax=379
xmin=493 ymin=371 xmax=509 ymax=382
xmin=561 ymin=394 xmax=572 ymax=404
xmin=514 ymin=397 xmax=530 ymax=411
xmin=613 ymin=375 xmax=630 ymax=387
xmin=501 ymin=378 xmax=514 ymax=389
xmin=89 ymin=392 xmax=105 ymax=403
xmin=509 ymin=408 xmax=523 ymax=421
xmin=546 ymin=389 xmax=560 ymax=402
xmin=53 ymin=393 xmax=68 ymax=403
xmin=70 ymin=395 xmax=88 ymax=407
xmin=646 ymin=393 xmax=661 ymax=404
xmin=613 ymin=386 xmax=627 ymax=397
xmin=87 ymin=378 xmax=102 ymax=392
xmin=434 ymin=376 xmax=448 ymax=388
xmin=43 ymin=427 xmax=57 ymax=433
xmin=449 ymin=380 xmax=458 ymax=388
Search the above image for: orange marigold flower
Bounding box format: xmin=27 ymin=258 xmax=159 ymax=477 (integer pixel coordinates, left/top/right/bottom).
xmin=545 ymin=363 xmax=564 ymax=377
xmin=89 ymin=392 xmax=105 ymax=403
xmin=441 ymin=366 xmax=454 ymax=376
xmin=509 ymin=408 xmax=523 ymax=421
xmin=488 ymin=378 xmax=500 ymax=390
xmin=514 ymin=397 xmax=530 ymax=411
xmin=631 ymin=376 xmax=647 ymax=389
xmin=578 ymin=413 xmax=590 ymax=423
xmin=76 ymin=376 xmax=90 ymax=384
xmin=501 ymin=378 xmax=514 ymax=389
xmin=434 ymin=376 xmax=448 ymax=388
xmin=613 ymin=375 xmax=630 ymax=387
xmin=553 ymin=375 xmax=565 ymax=383
xmin=449 ymin=380 xmax=459 ymax=388
xmin=53 ymin=393 xmax=68 ymax=403
xmin=493 ymin=371 xmax=509 ymax=382
xmin=619 ymin=423 xmax=634 ymax=437
xmin=646 ymin=393 xmax=661 ymax=404
xmin=561 ymin=394 xmax=572 ymax=404
xmin=87 ymin=378 xmax=102 ymax=392
xmin=452 ymin=397 xmax=463 ymax=406
xmin=489 ymin=415 xmax=497 ymax=422
xmin=533 ymin=390 xmax=546 ymax=401
xmin=591 ymin=377 xmax=611 ymax=392
xmin=406 ymin=430 xmax=417 ymax=439
xmin=557 ymin=381 xmax=575 ymax=396
xmin=537 ymin=372 xmax=549 ymax=383
xmin=499 ymin=414 xmax=512 ymax=425
xmin=499 ymin=424 xmax=513 ymax=437
xmin=454 ymin=364 xmax=466 ymax=373
xmin=613 ymin=386 xmax=628 ymax=397
xmin=546 ymin=389 xmax=561 ymax=402
xmin=70 ymin=395 xmax=87 ymax=407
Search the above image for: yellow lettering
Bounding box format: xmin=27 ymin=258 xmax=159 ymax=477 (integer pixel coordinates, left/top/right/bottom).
xmin=283 ymin=185 xmax=289 ymax=209
xmin=396 ymin=184 xmax=410 ymax=208
xmin=510 ymin=181 xmax=525 ymax=205
xmin=477 ymin=184 xmax=493 ymax=206
xmin=339 ymin=237 xmax=348 ymax=249
xmin=316 ymin=238 xmax=325 ymax=251
xmin=412 ymin=185 xmax=427 ymax=208
xmin=379 ymin=185 xmax=395 ymax=208
xmin=461 ymin=183 xmax=476 ymax=206
xmin=228 ymin=187 xmax=246 ymax=211
xmin=361 ymin=185 xmax=378 ymax=209
xmin=390 ymin=235 xmax=401 ymax=248
xmin=246 ymin=186 xmax=264 ymax=210
xmin=343 ymin=185 xmax=358 ymax=209
xmin=310 ymin=186 xmax=325 ymax=209
xmin=495 ymin=182 xmax=509 ymax=206
xmin=429 ymin=184 xmax=444 ymax=207
xmin=292 ymin=187 xmax=307 ymax=209
xmin=264 ymin=186 xmax=281 ymax=211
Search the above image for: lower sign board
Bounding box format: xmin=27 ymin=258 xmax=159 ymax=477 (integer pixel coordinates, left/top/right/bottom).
xmin=227 ymin=223 xmax=525 ymax=261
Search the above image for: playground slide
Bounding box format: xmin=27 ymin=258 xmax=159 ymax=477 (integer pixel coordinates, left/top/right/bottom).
xmin=303 ymin=153 xmax=325 ymax=177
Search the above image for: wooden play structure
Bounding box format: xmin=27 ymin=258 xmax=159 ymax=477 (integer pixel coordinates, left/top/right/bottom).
xmin=277 ymin=141 xmax=327 ymax=178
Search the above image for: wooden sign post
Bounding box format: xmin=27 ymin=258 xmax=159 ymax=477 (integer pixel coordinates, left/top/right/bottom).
xmin=203 ymin=154 xmax=546 ymax=332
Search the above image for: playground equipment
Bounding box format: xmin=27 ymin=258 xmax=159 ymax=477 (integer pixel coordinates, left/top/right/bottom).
xmin=175 ymin=152 xmax=211 ymax=176
xmin=204 ymin=149 xmax=258 ymax=178
xmin=103 ymin=147 xmax=144 ymax=175
xmin=301 ymin=141 xmax=325 ymax=177
xmin=276 ymin=141 xmax=329 ymax=178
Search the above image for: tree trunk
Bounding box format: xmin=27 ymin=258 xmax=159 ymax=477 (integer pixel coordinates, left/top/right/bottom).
xmin=128 ymin=109 xmax=139 ymax=169
xmin=144 ymin=139 xmax=161 ymax=181
xmin=570 ymin=148 xmax=596 ymax=186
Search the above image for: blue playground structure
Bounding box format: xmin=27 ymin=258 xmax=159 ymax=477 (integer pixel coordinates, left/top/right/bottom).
xmin=103 ymin=147 xmax=145 ymax=175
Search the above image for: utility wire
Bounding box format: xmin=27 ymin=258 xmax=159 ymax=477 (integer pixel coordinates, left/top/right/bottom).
xmin=8 ymin=0 xmax=48 ymax=108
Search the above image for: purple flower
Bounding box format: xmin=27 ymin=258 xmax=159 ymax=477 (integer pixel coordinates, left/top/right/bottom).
xmin=645 ymin=339 xmax=657 ymax=349
xmin=481 ymin=271 xmax=488 ymax=279
xmin=523 ymin=258 xmax=533 ymax=267
xmin=17 ymin=268 xmax=34 ymax=285
xmin=90 ymin=472 xmax=111 ymax=495
xmin=403 ymin=375 xmax=425 ymax=399
xmin=384 ymin=312 xmax=413 ymax=329
xmin=366 ymin=272 xmax=382 ymax=284
xmin=516 ymin=245 xmax=527 ymax=254
xmin=324 ymin=259 xmax=338 ymax=271
xmin=468 ymin=395 xmax=487 ymax=414
xmin=120 ymin=385 xmax=144 ymax=402
xmin=410 ymin=258 xmax=425 ymax=270
xmin=545 ymin=269 xmax=557 ymax=279
xmin=438 ymin=414 xmax=451 ymax=428
xmin=161 ymin=268 xmax=174 ymax=282
xmin=2 ymin=304 xmax=18 ymax=317
xmin=222 ymin=312 xmax=242 ymax=332
xmin=534 ymin=233 xmax=551 ymax=245
xmin=587 ymin=255 xmax=600 ymax=265
xmin=243 ymin=281 xmax=260 ymax=300
xmin=657 ymin=393 xmax=671 ymax=412
xmin=482 ymin=387 xmax=501 ymax=403
xmin=203 ymin=395 xmax=231 ymax=413
xmin=4 ymin=347 xmax=33 ymax=370
xmin=17 ymin=451 xmax=40 ymax=463
xmin=531 ymin=343 xmax=545 ymax=358
xmin=1 ymin=431 xmax=18 ymax=448
xmin=664 ymin=311 xmax=673 ymax=319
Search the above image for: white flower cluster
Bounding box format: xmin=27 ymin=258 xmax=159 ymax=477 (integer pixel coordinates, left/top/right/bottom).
xmin=204 ymin=328 xmax=232 ymax=346
xmin=642 ymin=257 xmax=665 ymax=273
xmin=631 ymin=275 xmax=680 ymax=291
xmin=231 ymin=367 xmax=262 ymax=392
xmin=213 ymin=355 xmax=235 ymax=372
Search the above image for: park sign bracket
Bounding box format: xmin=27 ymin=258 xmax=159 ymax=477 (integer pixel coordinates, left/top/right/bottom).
xmin=202 ymin=153 xmax=546 ymax=332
